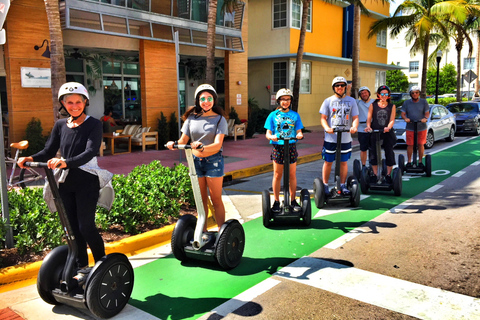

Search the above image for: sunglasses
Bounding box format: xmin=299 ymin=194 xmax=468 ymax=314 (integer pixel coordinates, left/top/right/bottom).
xmin=279 ymin=98 xmax=291 ymax=102
xmin=379 ymin=93 xmax=389 ymax=97
xmin=200 ymin=96 xmax=214 ymax=103
xmin=334 ymin=84 xmax=346 ymax=88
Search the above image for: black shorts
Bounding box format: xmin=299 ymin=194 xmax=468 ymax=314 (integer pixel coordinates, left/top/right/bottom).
xmin=358 ymin=132 xmax=370 ymax=152
xmin=270 ymin=143 xmax=298 ymax=165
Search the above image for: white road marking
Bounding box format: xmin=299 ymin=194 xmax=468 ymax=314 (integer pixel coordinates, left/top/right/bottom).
xmin=275 ymin=257 xmax=480 ymax=320
xmin=202 ymin=278 xmax=281 ymax=319
xmin=453 ymin=171 xmax=466 ymax=177
xmin=425 ymin=184 xmax=443 ymax=193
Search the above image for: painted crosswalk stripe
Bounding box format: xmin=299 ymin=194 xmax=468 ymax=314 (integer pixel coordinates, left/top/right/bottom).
xmin=274 ymin=257 xmax=480 ymax=320
xmin=425 ymin=184 xmax=443 ymax=193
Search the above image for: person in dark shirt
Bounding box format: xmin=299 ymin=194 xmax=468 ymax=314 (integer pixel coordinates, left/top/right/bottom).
xmin=18 ymin=82 xmax=105 ymax=277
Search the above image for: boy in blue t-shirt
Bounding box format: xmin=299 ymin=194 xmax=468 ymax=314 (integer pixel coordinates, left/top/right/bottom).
xmin=264 ymin=88 xmax=304 ymax=213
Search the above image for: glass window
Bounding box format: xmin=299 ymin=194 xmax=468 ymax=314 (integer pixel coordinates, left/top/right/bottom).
xmin=290 ymin=61 xmax=311 ymax=94
xmin=291 ymin=0 xmax=311 ymax=31
xmin=273 ymin=62 xmax=288 ymax=92
xmin=409 ymin=61 xmax=419 ymax=72
xmin=376 ymin=29 xmax=386 ymax=48
xmin=464 ymin=57 xmax=475 ymax=70
xmin=375 ymin=70 xmax=386 ymax=89
xmin=66 ymin=58 xmax=84 ymax=73
xmin=273 ymin=0 xmax=287 ymax=28
xmin=192 ymin=0 xmax=208 ymax=22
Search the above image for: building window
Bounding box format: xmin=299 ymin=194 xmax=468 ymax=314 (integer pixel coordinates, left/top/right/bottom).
xmin=290 ymin=61 xmax=311 ymax=94
xmin=273 ymin=0 xmax=287 ymax=28
xmin=376 ymin=29 xmax=386 ymax=48
xmin=409 ymin=61 xmax=419 ymax=73
xmin=65 ymin=58 xmax=85 ymax=85
xmin=464 ymin=57 xmax=475 ymax=70
xmin=375 ymin=70 xmax=386 ymax=89
xmin=273 ymin=62 xmax=288 ymax=92
xmin=291 ymin=1 xmax=311 ymax=31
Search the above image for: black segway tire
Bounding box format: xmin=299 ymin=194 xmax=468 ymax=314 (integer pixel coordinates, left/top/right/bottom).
xmin=171 ymin=214 xmax=197 ymax=261
xmin=313 ymin=178 xmax=325 ymax=209
xmin=216 ymin=220 xmax=245 ymax=270
xmin=360 ymin=167 xmax=369 ymax=194
xmin=425 ymin=155 xmax=432 ymax=177
xmin=262 ymin=190 xmax=272 ymax=228
xmin=353 ymin=159 xmax=361 ymax=181
xmin=393 ymin=167 xmax=402 ymax=196
xmin=348 ymin=177 xmax=361 ymax=207
xmin=37 ymin=245 xmax=68 ymax=305
xmin=300 ymin=188 xmax=311 ymax=226
xmin=85 ymin=253 xmax=134 ymax=319
xmin=398 ymin=154 xmax=405 ymax=173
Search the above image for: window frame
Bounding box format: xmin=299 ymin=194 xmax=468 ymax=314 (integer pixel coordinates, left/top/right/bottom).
xmin=409 ymin=61 xmax=419 ymax=73
xmin=289 ymin=61 xmax=311 ymax=94
xmin=273 ymin=61 xmax=288 ymax=93
xmin=376 ymin=29 xmax=387 ymax=48
xmin=273 ymin=0 xmax=288 ymax=29
xmin=464 ymin=57 xmax=475 ymax=70
xmin=291 ymin=0 xmax=311 ymax=31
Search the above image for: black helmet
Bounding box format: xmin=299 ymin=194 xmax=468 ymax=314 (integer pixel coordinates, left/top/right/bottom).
xmin=377 ymin=85 xmax=391 ymax=95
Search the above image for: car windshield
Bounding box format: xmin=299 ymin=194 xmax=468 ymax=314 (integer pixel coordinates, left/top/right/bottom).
xmin=447 ymin=103 xmax=478 ymax=113
xmin=395 ymin=108 xmax=403 ymax=119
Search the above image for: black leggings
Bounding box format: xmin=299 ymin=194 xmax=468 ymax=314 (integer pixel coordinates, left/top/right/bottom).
xmin=59 ymin=169 xmax=105 ymax=267
xmin=369 ymin=131 xmax=396 ymax=167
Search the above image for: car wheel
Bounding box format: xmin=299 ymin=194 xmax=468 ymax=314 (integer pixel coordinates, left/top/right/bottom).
xmin=425 ymin=130 xmax=434 ymax=149
xmin=445 ymin=126 xmax=455 ymax=142
xmin=475 ymin=121 xmax=480 ymax=136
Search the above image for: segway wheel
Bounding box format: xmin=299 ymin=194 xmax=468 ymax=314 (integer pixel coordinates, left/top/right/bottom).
xmin=313 ymin=177 xmax=325 ymax=209
xmin=398 ymin=154 xmax=405 ymax=173
xmin=262 ymin=190 xmax=272 ymax=228
xmin=85 ymin=253 xmax=134 ymax=319
xmin=353 ymin=159 xmax=361 ymax=181
xmin=425 ymin=155 xmax=432 ymax=177
xmin=171 ymin=214 xmax=197 ymax=261
xmin=359 ymin=167 xmax=369 ymax=194
xmin=216 ymin=220 xmax=245 ymax=270
xmin=392 ymin=167 xmax=402 ymax=196
xmin=37 ymin=245 xmax=68 ymax=305
xmin=300 ymin=188 xmax=311 ymax=226
xmin=348 ymin=177 xmax=361 ymax=207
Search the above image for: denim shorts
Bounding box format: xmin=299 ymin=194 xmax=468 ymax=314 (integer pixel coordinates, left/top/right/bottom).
xmin=322 ymin=141 xmax=352 ymax=163
xmin=193 ymin=152 xmax=224 ymax=178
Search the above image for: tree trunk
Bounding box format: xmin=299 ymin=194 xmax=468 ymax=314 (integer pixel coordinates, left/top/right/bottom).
xmin=455 ymin=31 xmax=464 ymax=102
xmin=206 ymin=0 xmax=218 ymax=86
xmin=475 ymin=31 xmax=479 ymax=96
xmin=420 ymin=34 xmax=430 ymax=99
xmin=292 ymin=0 xmax=310 ymax=112
xmin=351 ymin=4 xmax=361 ymax=99
xmin=44 ymin=0 xmax=66 ymax=122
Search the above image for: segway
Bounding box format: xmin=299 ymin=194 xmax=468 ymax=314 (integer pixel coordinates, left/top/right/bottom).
xmin=25 ymin=162 xmax=134 ymax=319
xmin=262 ymin=137 xmax=311 ymax=227
xmin=313 ymin=126 xmax=361 ymax=209
xmin=359 ymin=130 xmax=402 ymax=196
xmin=169 ymin=144 xmax=245 ymax=270
xmin=398 ymin=121 xmax=432 ymax=177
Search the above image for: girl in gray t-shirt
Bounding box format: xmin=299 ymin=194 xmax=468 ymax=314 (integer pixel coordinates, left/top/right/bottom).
xmin=166 ymin=84 xmax=228 ymax=240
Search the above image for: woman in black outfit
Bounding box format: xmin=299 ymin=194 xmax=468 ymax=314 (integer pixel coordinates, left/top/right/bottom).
xmin=18 ymin=82 xmax=107 ymax=275
xmin=365 ymin=85 xmax=397 ymax=183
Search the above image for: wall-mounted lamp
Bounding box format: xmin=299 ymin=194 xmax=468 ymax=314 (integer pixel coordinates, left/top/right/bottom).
xmin=237 ymin=81 xmax=242 ymax=85
xmin=34 ymin=39 xmax=50 ymax=59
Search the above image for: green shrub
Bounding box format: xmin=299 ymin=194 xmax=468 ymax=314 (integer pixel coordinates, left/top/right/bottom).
xmin=168 ymin=112 xmax=179 ymax=141
xmin=1 ymin=161 xmax=193 ymax=252
xmin=228 ymin=107 xmax=241 ymax=124
xmin=157 ymin=112 xmax=169 ymax=149
xmin=23 ymin=118 xmax=48 ymax=156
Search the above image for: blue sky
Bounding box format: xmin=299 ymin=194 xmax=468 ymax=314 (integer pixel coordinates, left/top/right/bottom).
xmin=390 ymin=1 xmax=400 ymax=15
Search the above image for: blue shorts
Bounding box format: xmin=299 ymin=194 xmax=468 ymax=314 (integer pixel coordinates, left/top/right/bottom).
xmin=322 ymin=141 xmax=352 ymax=163
xmin=193 ymin=152 xmax=224 ymax=178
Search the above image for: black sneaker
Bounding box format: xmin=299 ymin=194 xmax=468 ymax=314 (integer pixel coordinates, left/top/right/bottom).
xmin=370 ymin=174 xmax=377 ymax=183
xmin=340 ymin=184 xmax=350 ymax=195
xmin=291 ymin=199 xmax=302 ymax=212
xmin=418 ymin=162 xmax=424 ymax=169
xmin=406 ymin=162 xmax=413 ymax=168
xmin=271 ymin=201 xmax=281 ymax=213
xmin=385 ymin=174 xmax=393 ymax=184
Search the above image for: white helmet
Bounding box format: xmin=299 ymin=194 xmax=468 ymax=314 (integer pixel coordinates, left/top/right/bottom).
xmin=409 ymin=85 xmax=421 ymax=94
xmin=332 ymin=76 xmax=347 ymax=87
xmin=58 ymin=82 xmax=89 ymax=104
xmin=358 ymin=86 xmax=370 ymax=95
xmin=276 ymin=88 xmax=293 ymax=101
xmin=195 ymin=84 xmax=217 ymax=101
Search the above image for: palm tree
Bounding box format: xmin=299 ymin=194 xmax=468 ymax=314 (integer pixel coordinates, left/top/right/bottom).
xmin=292 ymin=0 xmax=311 ymax=112
xmin=369 ymin=0 xmax=475 ymax=99
xmin=44 ymin=0 xmax=66 ymax=121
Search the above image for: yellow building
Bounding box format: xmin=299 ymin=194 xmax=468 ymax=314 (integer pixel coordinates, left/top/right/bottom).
xmin=3 ymin=0 xmax=249 ymax=144
xmin=248 ymin=0 xmax=398 ymax=127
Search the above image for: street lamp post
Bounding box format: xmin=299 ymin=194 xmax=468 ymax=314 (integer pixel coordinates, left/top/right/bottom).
xmin=435 ymin=50 xmax=442 ymax=104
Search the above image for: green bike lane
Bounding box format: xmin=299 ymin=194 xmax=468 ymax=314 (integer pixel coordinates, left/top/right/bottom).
xmin=129 ymin=137 xmax=480 ymax=320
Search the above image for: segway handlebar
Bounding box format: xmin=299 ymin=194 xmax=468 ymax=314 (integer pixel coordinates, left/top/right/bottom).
xmin=276 ymin=136 xmax=303 ymax=141
xmin=165 ymin=143 xmax=204 ymax=150
xmin=332 ymin=126 xmax=351 ymax=133
xmin=24 ymin=161 xmax=48 ymax=168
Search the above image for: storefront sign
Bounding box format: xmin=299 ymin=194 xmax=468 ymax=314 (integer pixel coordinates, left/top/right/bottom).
xmin=21 ymin=67 xmax=51 ymax=88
